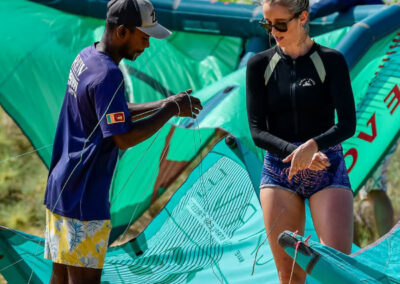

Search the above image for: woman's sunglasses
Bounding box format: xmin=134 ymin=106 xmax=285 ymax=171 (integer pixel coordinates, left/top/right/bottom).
xmin=259 ymin=11 xmax=302 ymax=33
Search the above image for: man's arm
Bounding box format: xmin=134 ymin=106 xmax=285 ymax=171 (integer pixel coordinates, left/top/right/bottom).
xmin=114 ymin=101 xmax=177 ymax=149
xmin=127 ymin=100 xmax=167 ymax=121
xmin=114 ymin=92 xmax=202 ymax=150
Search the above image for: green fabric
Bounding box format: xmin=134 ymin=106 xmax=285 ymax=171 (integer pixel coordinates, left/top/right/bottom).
xmin=283 ymin=223 xmax=400 ymax=283
xmin=109 ymin=125 xmax=173 ymax=236
xmin=1 ymin=1 xmax=400 ymax=282
xmin=351 ymin=31 xmax=399 ymax=106
xmin=342 ymin=30 xmax=400 ymax=193
xmin=0 ymin=0 xmax=242 ymax=167
xmin=0 ymin=141 xmax=327 ymax=284
xmin=166 ymin=127 xmax=215 ymax=162
xmin=0 ymin=227 xmax=51 ymax=284
xmin=109 ymin=126 xmax=216 ymax=241
xmin=196 ymin=29 xmax=400 ymax=193
xmin=109 ymin=25 xmax=400 ymax=235
xmin=0 ymin=0 xmax=243 ymax=239
xmin=312 ymin=27 xmax=351 ymax=49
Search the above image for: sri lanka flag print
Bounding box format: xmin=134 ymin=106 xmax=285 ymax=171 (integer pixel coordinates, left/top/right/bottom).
xmin=106 ymin=112 xmax=125 ymax=124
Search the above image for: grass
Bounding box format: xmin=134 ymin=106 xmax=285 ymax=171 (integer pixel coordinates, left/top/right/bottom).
xmin=0 ymin=106 xmax=48 ymax=237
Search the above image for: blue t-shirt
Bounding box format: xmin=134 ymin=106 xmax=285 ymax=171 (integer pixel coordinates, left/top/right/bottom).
xmin=44 ymin=44 xmax=133 ymax=221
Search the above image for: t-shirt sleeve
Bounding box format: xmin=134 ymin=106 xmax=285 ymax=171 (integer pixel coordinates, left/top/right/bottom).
xmin=92 ymin=70 xmax=133 ymax=138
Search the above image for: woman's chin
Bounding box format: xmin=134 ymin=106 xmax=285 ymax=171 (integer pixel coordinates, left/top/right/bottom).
xmin=276 ymin=41 xmax=285 ymax=49
xmin=274 ymin=37 xmax=286 ymax=48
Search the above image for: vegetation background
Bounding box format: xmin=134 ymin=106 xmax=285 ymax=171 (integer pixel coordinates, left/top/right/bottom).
xmin=0 ymin=0 xmax=398 ymax=282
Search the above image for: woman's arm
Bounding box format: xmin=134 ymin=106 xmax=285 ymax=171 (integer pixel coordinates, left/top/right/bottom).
xmin=281 ymin=51 xmax=355 ymax=179
xmin=246 ymin=55 xmax=297 ymax=159
xmin=312 ymin=51 xmax=356 ymax=150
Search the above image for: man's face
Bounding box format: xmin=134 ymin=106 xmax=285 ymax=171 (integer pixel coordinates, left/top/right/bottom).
xmin=120 ymin=28 xmax=150 ymax=61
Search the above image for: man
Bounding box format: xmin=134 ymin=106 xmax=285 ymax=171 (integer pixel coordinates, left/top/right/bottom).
xmin=43 ymin=0 xmax=202 ymax=283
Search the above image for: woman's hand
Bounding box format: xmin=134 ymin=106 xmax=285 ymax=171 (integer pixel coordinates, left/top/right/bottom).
xmin=282 ymin=139 xmax=318 ymax=180
xmin=308 ymin=152 xmax=330 ymax=171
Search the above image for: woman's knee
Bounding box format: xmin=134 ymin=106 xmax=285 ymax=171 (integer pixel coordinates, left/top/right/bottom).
xmin=269 ymin=245 xmax=306 ymax=283
xmin=278 ymin=266 xmax=306 ymax=284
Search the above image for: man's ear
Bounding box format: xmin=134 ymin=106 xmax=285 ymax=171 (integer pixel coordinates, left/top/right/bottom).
xmin=116 ymin=25 xmax=128 ymax=39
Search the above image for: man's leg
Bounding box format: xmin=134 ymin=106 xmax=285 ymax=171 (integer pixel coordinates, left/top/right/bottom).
xmin=367 ymin=190 xmax=394 ymax=236
xmin=67 ymin=265 xmax=102 ymax=284
xmin=50 ymin=263 xmax=68 ymax=284
xmin=45 ymin=209 xmax=110 ymax=284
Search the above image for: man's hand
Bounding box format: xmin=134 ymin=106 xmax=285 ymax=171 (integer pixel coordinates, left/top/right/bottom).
xmin=167 ymin=89 xmax=203 ymax=118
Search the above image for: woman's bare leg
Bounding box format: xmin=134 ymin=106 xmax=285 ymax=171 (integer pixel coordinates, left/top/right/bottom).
xmin=260 ymin=187 xmax=306 ymax=284
xmin=309 ymin=187 xmax=353 ymax=254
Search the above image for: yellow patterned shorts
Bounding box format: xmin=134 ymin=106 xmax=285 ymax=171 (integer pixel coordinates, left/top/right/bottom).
xmin=44 ymin=209 xmax=111 ymax=269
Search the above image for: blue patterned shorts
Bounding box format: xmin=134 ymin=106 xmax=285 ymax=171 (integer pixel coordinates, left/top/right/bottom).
xmin=260 ymin=144 xmax=352 ymax=199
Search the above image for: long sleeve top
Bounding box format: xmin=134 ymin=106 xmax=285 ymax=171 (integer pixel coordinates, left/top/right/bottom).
xmin=246 ymin=43 xmax=356 ymax=159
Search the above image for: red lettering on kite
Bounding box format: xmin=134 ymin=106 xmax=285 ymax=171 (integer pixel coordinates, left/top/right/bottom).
xmin=344 ymin=148 xmax=358 ymax=174
xmin=384 ymin=85 xmax=400 ymax=115
xmin=357 ymin=113 xmax=377 ymax=143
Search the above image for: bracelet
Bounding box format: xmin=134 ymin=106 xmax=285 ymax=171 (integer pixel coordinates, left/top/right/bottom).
xmin=172 ymin=100 xmax=180 ymax=116
xmin=184 ymin=91 xmax=193 ymax=115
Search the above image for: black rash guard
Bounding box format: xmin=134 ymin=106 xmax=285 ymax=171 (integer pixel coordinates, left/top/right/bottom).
xmin=246 ymin=42 xmax=356 ymax=159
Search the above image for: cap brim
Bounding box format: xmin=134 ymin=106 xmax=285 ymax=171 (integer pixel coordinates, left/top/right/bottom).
xmin=137 ymin=23 xmax=171 ymax=39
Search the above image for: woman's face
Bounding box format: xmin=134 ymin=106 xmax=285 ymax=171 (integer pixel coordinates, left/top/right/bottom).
xmin=262 ymin=2 xmax=307 ymax=48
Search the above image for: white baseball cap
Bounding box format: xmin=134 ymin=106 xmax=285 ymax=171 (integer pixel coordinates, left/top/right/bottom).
xmin=107 ymin=0 xmax=171 ymax=39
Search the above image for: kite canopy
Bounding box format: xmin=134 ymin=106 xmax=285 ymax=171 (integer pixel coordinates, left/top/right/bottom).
xmin=279 ymin=222 xmax=400 ymax=283
xmin=0 ymin=0 xmax=400 ymax=283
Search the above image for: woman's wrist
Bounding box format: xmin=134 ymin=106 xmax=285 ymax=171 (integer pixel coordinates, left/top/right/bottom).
xmin=305 ymin=139 xmax=319 ymax=152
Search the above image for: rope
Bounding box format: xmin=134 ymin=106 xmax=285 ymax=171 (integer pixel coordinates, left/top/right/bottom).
xmin=288 ymin=240 xmax=301 ymax=284
xmin=0 ymin=144 xmax=53 ymax=164
xmin=0 ymin=108 xmax=162 ymax=167
xmin=251 ymin=190 xmax=298 ymax=275
xmin=185 ymin=91 xmax=224 ymax=284
xmin=116 ymin=129 xmax=169 ymax=240
xmin=0 ymin=39 xmax=201 ymax=281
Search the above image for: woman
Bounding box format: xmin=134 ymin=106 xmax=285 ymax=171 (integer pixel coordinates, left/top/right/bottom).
xmin=246 ymin=0 xmax=356 ymax=283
